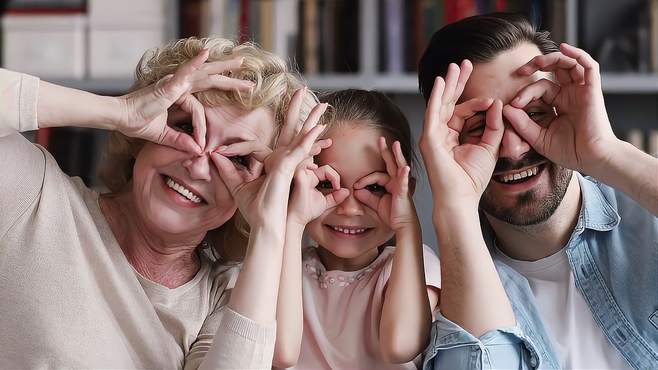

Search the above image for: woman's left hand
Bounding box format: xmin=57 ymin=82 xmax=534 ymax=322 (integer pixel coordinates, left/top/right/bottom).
xmin=117 ymin=49 xmax=255 ymax=154
xmin=354 ymin=138 xmax=417 ymax=231
xmin=210 ymin=93 xmax=329 ymax=229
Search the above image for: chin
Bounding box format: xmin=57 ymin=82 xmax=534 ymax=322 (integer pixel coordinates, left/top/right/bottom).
xmin=144 ymin=208 xmax=203 ymax=235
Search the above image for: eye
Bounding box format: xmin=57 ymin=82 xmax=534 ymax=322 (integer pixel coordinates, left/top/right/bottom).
xmin=525 ymin=107 xmax=555 ymax=125
xmin=173 ymin=121 xmax=194 ymax=136
xmin=316 ymin=180 xmax=333 ymax=192
xmin=527 ymin=111 xmax=545 ymax=119
xmin=229 ymin=155 xmax=250 ymax=170
xmin=466 ymin=122 xmax=485 ymax=137
xmin=365 ymin=183 xmax=386 ymax=195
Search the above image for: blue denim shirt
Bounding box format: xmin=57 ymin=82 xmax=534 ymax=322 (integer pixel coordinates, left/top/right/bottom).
xmin=423 ymin=174 xmax=658 ymax=369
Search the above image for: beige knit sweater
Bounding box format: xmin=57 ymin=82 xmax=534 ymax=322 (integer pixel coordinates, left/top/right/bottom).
xmin=0 ymin=69 xmax=275 ymax=369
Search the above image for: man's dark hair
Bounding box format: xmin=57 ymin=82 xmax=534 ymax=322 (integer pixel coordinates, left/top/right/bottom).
xmin=418 ymin=12 xmax=559 ymax=102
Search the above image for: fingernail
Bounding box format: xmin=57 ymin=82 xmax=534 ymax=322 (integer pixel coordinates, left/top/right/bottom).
xmin=216 ymin=145 xmax=228 ymax=152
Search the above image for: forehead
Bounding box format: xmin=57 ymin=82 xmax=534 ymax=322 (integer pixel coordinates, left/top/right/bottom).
xmin=462 ymin=43 xmax=549 ymax=103
xmin=204 ymin=104 xmax=276 ymax=144
xmin=317 ymin=123 xmax=388 ymax=181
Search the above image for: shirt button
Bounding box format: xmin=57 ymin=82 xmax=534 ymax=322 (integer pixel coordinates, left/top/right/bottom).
xmin=529 ymin=356 xmax=538 ymax=368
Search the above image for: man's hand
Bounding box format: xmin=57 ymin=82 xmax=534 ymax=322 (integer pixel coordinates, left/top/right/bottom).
xmin=502 ymin=43 xmax=619 ymax=176
xmin=419 ymin=60 xmax=504 ymax=209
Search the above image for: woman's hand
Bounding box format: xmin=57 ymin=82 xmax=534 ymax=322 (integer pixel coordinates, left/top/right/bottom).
xmin=354 ymin=138 xmax=418 ymax=231
xmin=419 ymin=60 xmax=504 ymax=208
xmin=210 ymin=91 xmax=329 ymax=229
xmin=117 ymin=49 xmax=255 ymax=154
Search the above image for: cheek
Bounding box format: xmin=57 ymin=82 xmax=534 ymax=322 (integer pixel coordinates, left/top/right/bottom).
xmin=307 ymin=217 xmax=328 ymax=240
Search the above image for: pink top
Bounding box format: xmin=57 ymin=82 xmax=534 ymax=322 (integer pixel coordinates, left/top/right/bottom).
xmin=294 ymin=245 xmax=441 ymax=370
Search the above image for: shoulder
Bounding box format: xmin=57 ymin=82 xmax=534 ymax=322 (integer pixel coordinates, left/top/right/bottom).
xmin=207 ymin=259 xmax=241 ymax=291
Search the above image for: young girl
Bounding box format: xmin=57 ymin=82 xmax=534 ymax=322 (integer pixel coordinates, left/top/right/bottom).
xmin=274 ymin=89 xmax=441 ymax=369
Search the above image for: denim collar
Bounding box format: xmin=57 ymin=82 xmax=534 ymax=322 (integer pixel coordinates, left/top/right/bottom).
xmin=574 ymin=172 xmax=620 ymax=233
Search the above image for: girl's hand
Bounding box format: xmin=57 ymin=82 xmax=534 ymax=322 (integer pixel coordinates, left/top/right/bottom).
xmin=288 ymin=162 xmax=350 ymax=226
xmin=419 ymin=60 xmax=504 ymax=208
xmin=117 ymin=49 xmax=255 ymax=154
xmin=210 ymin=92 xmax=329 ymax=228
xmin=354 ymin=138 xmax=417 ymax=231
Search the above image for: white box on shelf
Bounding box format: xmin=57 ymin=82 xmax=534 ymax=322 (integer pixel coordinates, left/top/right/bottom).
xmin=88 ymin=0 xmax=167 ymax=24
xmin=88 ymin=21 xmax=166 ymax=79
xmin=1 ymin=14 xmax=86 ymax=79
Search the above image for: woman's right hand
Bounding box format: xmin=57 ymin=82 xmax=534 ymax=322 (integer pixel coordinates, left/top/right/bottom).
xmin=419 ymin=60 xmax=504 ymax=208
xmin=117 ymin=49 xmax=254 ymax=154
xmin=210 ymin=90 xmax=330 ymax=229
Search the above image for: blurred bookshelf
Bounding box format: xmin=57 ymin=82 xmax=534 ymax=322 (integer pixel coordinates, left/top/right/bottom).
xmin=1 ymin=0 xmax=656 ymax=249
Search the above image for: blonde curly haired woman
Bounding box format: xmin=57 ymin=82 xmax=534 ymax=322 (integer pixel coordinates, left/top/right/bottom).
xmin=0 ymin=37 xmax=327 ymax=369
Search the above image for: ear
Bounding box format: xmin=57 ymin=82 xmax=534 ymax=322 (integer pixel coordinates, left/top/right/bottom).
xmin=409 ymin=176 xmax=417 ymax=196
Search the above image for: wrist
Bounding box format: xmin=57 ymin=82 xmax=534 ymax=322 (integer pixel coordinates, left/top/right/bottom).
xmin=394 ymin=222 xmax=422 ymax=243
xmin=107 ymin=96 xmax=129 ymax=131
xmin=587 ymin=137 xmax=626 ymax=178
xmin=249 ymin=224 xmax=285 ymax=246
xmin=434 ymin=197 xmax=479 ymax=214
xmin=286 ymin=220 xmax=306 ymax=237
xmin=432 ymin=202 xmax=480 ymax=228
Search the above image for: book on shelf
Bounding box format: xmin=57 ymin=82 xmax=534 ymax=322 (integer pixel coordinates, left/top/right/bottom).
xmin=584 ymin=0 xmax=658 ymax=74
xmin=648 ymin=130 xmax=658 ymax=157
xmin=649 ymin=0 xmax=658 ymax=73
xmin=625 ymin=129 xmax=658 ymax=157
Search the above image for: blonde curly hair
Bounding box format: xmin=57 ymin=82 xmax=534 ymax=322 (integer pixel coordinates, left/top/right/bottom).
xmin=99 ymin=37 xmax=316 ymax=261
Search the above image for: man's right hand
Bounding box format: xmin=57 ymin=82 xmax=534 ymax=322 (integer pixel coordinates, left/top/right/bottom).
xmin=419 ymin=60 xmax=504 ymax=209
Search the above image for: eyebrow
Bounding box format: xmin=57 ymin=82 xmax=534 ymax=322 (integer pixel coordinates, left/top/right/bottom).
xmin=465 ymin=111 xmax=487 ymax=125
xmin=222 ymin=130 xmax=262 ymax=145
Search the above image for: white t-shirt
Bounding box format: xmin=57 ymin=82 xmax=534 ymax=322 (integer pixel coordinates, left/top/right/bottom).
xmin=495 ymin=246 xmax=631 ymax=370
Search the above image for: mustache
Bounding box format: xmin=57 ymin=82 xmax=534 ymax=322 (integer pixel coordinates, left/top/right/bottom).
xmin=493 ymin=150 xmax=547 ymax=173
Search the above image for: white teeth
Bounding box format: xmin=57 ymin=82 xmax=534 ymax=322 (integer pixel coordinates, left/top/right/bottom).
xmin=330 ymin=226 xmax=367 ymax=235
xmin=499 ymin=166 xmax=540 ymax=183
xmin=166 ymin=177 xmax=202 ymax=203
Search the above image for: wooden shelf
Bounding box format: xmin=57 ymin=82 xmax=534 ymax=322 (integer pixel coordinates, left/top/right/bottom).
xmin=305 ymin=74 xmax=419 ymax=93
xmin=48 ymin=78 xmax=134 ymax=94
xmin=601 ymin=73 xmax=658 ymax=94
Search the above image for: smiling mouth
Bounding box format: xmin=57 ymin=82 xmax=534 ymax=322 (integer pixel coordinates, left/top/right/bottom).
xmin=493 ymin=163 xmax=546 ymax=185
xmin=163 ymin=175 xmax=205 ymax=204
xmin=326 ymin=225 xmax=371 ymax=236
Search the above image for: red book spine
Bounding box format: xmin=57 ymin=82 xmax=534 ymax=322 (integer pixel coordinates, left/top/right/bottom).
xmin=239 ymin=0 xmax=250 ymax=43
xmin=36 ymin=128 xmax=51 ymax=150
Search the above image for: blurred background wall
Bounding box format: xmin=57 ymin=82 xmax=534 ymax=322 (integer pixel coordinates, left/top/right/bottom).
xmin=2 ymin=0 xmax=657 ymax=250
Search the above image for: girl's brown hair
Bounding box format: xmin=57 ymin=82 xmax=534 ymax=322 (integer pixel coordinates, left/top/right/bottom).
xmin=318 ymin=89 xmax=416 ymax=171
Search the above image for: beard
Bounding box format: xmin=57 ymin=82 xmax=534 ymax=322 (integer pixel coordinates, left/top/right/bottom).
xmin=480 ymin=151 xmax=572 ymax=226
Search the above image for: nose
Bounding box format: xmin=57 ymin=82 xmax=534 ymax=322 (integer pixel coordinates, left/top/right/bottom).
xmin=499 ymin=121 xmax=531 ymax=160
xmin=335 ymin=192 xmax=365 ymax=216
xmin=183 ymin=154 xmax=212 ymax=181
